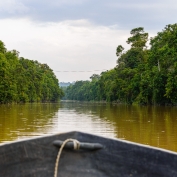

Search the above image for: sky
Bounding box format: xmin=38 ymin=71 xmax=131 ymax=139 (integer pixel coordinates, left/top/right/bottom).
xmin=0 ymin=0 xmax=177 ymax=82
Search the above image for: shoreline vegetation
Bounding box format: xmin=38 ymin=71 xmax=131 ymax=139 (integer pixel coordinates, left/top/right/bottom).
xmin=60 ymin=100 xmax=108 ymax=104
xmin=0 ymin=41 xmax=64 ymax=104
xmin=63 ymin=23 xmax=177 ymax=106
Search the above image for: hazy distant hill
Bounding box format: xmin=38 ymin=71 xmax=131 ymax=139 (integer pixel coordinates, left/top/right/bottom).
xmin=59 ymin=82 xmax=72 ymax=87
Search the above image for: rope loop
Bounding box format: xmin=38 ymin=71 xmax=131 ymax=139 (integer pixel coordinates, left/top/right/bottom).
xmin=73 ymin=140 xmax=80 ymax=150
xmin=54 ymin=139 xmax=80 ymax=177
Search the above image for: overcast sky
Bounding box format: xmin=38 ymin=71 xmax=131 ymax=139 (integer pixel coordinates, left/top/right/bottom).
xmin=0 ymin=0 xmax=177 ymax=82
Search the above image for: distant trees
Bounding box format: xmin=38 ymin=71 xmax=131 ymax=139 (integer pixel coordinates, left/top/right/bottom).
xmin=0 ymin=41 xmax=63 ymax=103
xmin=63 ymin=23 xmax=177 ymax=105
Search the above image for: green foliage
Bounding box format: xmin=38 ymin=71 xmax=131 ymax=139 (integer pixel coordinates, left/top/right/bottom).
xmin=0 ymin=40 xmax=63 ymax=103
xmin=127 ymin=27 xmax=148 ymax=48
xmin=63 ymin=23 xmax=177 ymax=105
xmin=116 ymin=45 xmax=124 ymax=57
xmin=117 ymin=48 xmax=146 ymax=69
xmin=0 ymin=41 xmax=6 ymax=54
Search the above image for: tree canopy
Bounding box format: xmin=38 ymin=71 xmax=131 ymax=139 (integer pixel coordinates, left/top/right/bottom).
xmin=0 ymin=41 xmax=63 ymax=103
xmin=63 ymin=23 xmax=177 ymax=105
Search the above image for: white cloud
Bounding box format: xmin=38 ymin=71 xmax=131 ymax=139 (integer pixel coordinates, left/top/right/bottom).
xmin=0 ymin=18 xmax=130 ymax=82
xmin=0 ymin=0 xmax=176 ymax=31
xmin=0 ymin=0 xmax=29 ymax=14
xmin=50 ymin=0 xmax=88 ymax=6
xmin=106 ymin=1 xmax=177 ymax=10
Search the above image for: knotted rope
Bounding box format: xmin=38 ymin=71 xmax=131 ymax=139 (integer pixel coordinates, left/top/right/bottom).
xmin=54 ymin=139 xmax=80 ymax=177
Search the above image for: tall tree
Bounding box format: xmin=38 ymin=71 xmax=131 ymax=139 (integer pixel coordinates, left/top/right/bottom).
xmin=127 ymin=27 xmax=148 ymax=49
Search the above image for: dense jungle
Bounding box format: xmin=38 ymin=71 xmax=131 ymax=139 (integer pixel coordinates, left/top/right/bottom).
xmin=0 ymin=41 xmax=63 ymax=103
xmin=64 ymin=23 xmax=177 ymax=105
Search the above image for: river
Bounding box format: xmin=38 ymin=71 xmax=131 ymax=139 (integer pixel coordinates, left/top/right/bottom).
xmin=0 ymin=102 xmax=177 ymax=152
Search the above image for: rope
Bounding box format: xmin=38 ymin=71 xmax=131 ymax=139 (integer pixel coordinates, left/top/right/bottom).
xmin=54 ymin=139 xmax=80 ymax=177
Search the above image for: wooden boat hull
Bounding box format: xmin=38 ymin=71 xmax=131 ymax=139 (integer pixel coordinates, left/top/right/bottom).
xmin=0 ymin=131 xmax=177 ymax=177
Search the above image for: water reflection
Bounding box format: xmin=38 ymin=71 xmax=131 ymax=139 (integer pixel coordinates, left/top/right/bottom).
xmin=57 ymin=103 xmax=116 ymax=138
xmin=0 ymin=102 xmax=177 ymax=152
xmin=0 ymin=103 xmax=60 ymax=143
xmin=58 ymin=102 xmax=177 ymax=152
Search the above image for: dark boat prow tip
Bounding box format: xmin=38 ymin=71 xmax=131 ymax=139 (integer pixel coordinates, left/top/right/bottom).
xmin=1 ymin=131 xmax=177 ymax=177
